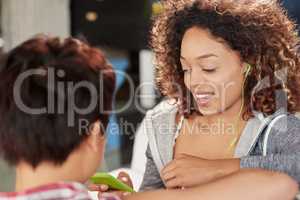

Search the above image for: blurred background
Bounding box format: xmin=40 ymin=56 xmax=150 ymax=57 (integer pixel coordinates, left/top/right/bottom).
xmin=0 ymin=0 xmax=299 ymax=192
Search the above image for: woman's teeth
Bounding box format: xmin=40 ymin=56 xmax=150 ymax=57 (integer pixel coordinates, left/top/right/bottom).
xmin=195 ymin=93 xmax=214 ymax=106
xmin=196 ymin=94 xmax=212 ymax=98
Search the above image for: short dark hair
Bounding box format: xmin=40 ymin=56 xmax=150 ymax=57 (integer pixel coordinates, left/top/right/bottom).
xmin=0 ymin=35 xmax=115 ymax=168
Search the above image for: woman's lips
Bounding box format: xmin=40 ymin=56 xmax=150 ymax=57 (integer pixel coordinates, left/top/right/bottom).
xmin=194 ymin=93 xmax=214 ymax=107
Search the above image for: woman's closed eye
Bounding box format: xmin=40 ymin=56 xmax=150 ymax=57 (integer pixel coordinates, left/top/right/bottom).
xmin=202 ymin=68 xmax=216 ymax=73
xmin=200 ymin=63 xmax=218 ymax=72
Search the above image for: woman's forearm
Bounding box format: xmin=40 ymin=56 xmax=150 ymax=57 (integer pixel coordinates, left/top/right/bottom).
xmin=188 ymin=169 xmax=298 ymax=200
xmin=126 ymin=169 xmax=298 ymax=200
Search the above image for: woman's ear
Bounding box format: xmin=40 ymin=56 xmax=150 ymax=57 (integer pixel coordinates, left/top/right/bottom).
xmin=242 ymin=63 xmax=252 ymax=77
xmin=85 ymin=121 xmax=106 ymax=153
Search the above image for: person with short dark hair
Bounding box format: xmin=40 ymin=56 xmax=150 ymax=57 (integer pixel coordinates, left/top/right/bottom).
xmin=0 ymin=35 xmax=116 ymax=199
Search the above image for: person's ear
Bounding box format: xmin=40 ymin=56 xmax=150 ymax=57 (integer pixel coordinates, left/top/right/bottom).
xmin=85 ymin=121 xmax=105 ymax=152
xmin=242 ymin=63 xmax=252 ymax=77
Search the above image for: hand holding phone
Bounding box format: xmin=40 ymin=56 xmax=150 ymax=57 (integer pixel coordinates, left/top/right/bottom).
xmin=89 ymin=172 xmax=135 ymax=193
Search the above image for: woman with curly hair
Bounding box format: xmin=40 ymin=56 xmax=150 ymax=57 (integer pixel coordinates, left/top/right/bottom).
xmin=137 ymin=0 xmax=300 ymax=192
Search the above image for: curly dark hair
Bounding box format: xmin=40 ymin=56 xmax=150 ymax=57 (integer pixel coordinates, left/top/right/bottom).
xmin=0 ymin=35 xmax=115 ymax=167
xmin=151 ymin=0 xmax=300 ymax=119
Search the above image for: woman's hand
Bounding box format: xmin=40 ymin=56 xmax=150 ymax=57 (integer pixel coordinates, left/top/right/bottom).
xmin=88 ymin=171 xmax=133 ymax=199
xmin=161 ymin=154 xmax=240 ymax=189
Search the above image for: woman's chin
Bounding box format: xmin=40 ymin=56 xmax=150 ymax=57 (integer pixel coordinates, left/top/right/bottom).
xmin=197 ymin=104 xmax=219 ymax=116
xmin=199 ymin=110 xmax=219 ymax=116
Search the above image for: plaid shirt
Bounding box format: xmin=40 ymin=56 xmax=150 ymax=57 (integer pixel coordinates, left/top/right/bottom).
xmin=0 ymin=182 xmax=120 ymax=200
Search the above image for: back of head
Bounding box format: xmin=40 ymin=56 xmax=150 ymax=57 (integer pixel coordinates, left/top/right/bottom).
xmin=0 ymin=35 xmax=115 ymax=168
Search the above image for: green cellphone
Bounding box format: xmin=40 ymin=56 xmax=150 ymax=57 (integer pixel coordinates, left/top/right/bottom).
xmin=89 ymin=172 xmax=135 ymax=193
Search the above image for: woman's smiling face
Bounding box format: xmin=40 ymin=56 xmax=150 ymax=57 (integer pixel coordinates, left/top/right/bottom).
xmin=180 ymin=26 xmax=245 ymax=115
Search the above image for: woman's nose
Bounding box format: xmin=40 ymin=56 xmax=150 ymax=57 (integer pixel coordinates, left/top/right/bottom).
xmin=189 ymin=68 xmax=206 ymax=86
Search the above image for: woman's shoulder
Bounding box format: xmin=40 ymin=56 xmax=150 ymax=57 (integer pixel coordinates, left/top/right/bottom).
xmin=145 ymin=98 xmax=179 ymax=119
xmin=271 ymin=110 xmax=300 ymax=128
xmin=266 ymin=111 xmax=300 ymax=142
xmin=256 ymin=108 xmax=300 ymax=129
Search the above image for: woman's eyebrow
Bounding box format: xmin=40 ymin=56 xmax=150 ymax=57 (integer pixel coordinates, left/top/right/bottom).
xmin=180 ymin=53 xmax=218 ymax=60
